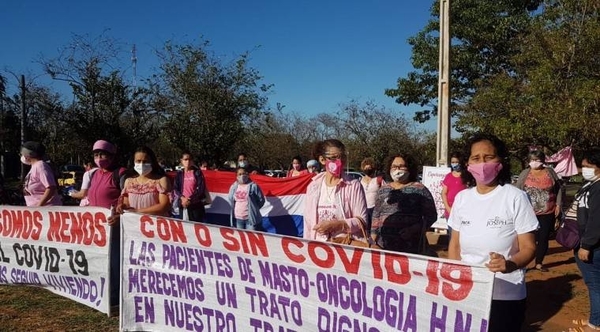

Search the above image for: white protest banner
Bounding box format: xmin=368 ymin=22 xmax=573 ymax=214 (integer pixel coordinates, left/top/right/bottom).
xmin=422 ymin=166 xmax=452 ymax=230
xmin=121 ymin=213 xmax=494 ymax=332
xmin=0 ymin=206 xmax=112 ymax=314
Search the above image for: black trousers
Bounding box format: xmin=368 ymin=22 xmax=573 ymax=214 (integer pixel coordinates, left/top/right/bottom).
xmin=185 ymin=205 xmax=205 ymax=222
xmin=488 ymin=298 xmax=526 ymax=332
xmin=535 ymin=213 xmax=555 ymax=265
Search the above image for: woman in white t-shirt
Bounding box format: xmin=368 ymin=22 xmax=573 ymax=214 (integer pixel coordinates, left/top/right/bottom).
xmin=448 ymin=133 xmax=538 ymax=332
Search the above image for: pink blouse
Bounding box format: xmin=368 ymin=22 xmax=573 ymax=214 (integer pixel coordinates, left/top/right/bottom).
xmin=122 ymin=178 xmax=168 ymax=216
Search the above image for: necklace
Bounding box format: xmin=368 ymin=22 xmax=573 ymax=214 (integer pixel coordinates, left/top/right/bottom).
xmin=325 ymin=184 xmax=336 ymax=201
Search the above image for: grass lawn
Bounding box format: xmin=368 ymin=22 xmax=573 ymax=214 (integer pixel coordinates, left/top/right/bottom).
xmin=0 ymin=285 xmax=118 ymax=332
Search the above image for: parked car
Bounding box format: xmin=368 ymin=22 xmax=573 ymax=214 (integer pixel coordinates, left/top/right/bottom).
xmin=264 ymin=170 xmax=286 ymax=178
xmin=344 ymin=171 xmax=365 ymax=181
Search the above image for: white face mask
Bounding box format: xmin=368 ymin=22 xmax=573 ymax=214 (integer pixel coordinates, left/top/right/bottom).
xmin=582 ymin=167 xmax=598 ymax=181
xmin=20 ymin=155 xmax=31 ymax=165
xmin=529 ymin=161 xmax=543 ymax=169
xmin=134 ymin=163 xmax=152 ymax=176
xmin=390 ymin=170 xmax=409 ymax=182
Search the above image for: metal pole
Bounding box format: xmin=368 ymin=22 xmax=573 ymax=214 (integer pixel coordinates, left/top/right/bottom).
xmin=436 ymin=0 xmax=451 ymax=167
xmin=0 ymin=87 xmax=4 ymax=179
xmin=20 ymin=75 xmax=26 ymax=180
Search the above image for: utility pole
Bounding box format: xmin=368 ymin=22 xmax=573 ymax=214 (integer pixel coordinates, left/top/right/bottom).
xmin=20 ymin=75 xmax=26 ymax=180
xmin=0 ymin=83 xmax=4 ymax=179
xmin=436 ymin=0 xmax=451 ymax=167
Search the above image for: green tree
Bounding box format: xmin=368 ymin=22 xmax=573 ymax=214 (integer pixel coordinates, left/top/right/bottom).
xmin=458 ymin=0 xmax=600 ymax=155
xmin=385 ymin=0 xmax=541 ymax=123
xmin=41 ymin=34 xmax=161 ymax=162
xmin=153 ymin=40 xmax=271 ymax=165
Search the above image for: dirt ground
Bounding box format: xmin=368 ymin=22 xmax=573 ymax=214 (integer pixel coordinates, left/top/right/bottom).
xmin=523 ymin=239 xmax=587 ymax=332
xmin=431 ymin=233 xmax=588 ymax=332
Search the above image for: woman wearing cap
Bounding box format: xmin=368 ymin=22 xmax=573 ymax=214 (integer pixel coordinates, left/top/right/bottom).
xmin=21 ymin=141 xmax=62 ymax=206
xmin=85 ymin=139 xmax=126 ymax=307
xmin=87 ymin=140 xmax=126 ymax=210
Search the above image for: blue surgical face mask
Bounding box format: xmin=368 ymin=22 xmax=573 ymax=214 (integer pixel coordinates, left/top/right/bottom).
xmin=450 ymin=163 xmax=461 ymax=171
xmin=238 ymin=161 xmax=247 ymax=168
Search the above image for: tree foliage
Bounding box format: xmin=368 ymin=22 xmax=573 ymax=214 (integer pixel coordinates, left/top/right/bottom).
xmin=38 ymin=34 xmax=163 ymax=163
xmin=461 ymin=0 xmax=600 ymax=153
xmin=387 ymin=0 xmax=600 ymax=158
xmin=238 ymin=100 xmax=436 ymax=172
xmin=3 ymin=33 xmax=436 ymax=175
xmin=154 ymin=40 xmax=271 ymax=165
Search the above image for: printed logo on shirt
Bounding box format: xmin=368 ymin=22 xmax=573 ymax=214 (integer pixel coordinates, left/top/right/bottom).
xmin=317 ymin=204 xmax=338 ymax=223
xmin=235 ymin=189 xmax=248 ymax=201
xmin=486 ymin=216 xmax=514 ymax=228
xmin=461 ymin=220 xmax=471 ymax=226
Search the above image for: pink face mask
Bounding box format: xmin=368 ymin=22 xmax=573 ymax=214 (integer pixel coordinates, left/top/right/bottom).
xmin=95 ymin=157 xmax=111 ymax=169
xmin=326 ymin=159 xmax=343 ymax=177
xmin=292 ymin=164 xmax=300 ymax=171
xmin=467 ymin=162 xmax=503 ymax=185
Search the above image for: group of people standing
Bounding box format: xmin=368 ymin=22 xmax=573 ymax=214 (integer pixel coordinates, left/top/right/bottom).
xmin=301 ymin=135 xmax=600 ymax=332
xmin=13 ymin=134 xmax=600 ymax=331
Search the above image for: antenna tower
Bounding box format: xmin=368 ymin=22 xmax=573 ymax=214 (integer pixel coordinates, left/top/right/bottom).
xmin=131 ymin=44 xmax=137 ymax=91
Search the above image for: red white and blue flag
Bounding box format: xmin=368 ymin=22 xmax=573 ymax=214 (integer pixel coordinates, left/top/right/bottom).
xmin=201 ymin=170 xmax=313 ymax=237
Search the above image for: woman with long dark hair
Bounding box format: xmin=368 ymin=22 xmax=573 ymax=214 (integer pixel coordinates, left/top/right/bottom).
xmin=117 ymin=146 xmax=171 ymax=216
xmin=370 ymin=153 xmax=437 ymax=254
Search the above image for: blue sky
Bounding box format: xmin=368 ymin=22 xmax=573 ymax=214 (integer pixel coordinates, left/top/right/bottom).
xmin=1 ymin=0 xmax=436 ymax=130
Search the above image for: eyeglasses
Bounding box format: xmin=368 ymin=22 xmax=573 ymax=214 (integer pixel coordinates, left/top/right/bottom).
xmin=390 ymin=164 xmax=407 ymax=170
xmin=324 ymin=154 xmax=342 ymax=161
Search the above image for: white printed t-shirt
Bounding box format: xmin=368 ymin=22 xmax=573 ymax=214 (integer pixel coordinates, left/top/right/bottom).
xmin=314 ymin=184 xmax=342 ymax=241
xmin=448 ymin=184 xmax=538 ymax=301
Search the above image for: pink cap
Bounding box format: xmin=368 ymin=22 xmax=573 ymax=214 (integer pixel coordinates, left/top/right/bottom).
xmin=92 ymin=140 xmax=116 ymax=154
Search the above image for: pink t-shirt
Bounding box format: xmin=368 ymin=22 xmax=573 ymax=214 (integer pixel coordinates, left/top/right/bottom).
xmin=182 ymin=170 xmax=196 ymax=198
xmin=87 ymin=169 xmax=123 ymax=209
xmin=234 ymin=184 xmax=250 ymax=220
xmin=24 ymin=161 xmax=61 ymax=206
xmin=442 ymin=172 xmax=467 ymax=218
